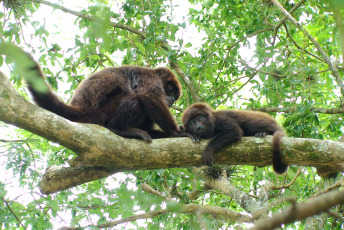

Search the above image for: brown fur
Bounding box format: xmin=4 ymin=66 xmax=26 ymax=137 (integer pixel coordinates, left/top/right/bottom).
xmin=182 ymin=103 xmax=288 ymax=174
xmin=27 ymin=62 xmax=184 ymax=142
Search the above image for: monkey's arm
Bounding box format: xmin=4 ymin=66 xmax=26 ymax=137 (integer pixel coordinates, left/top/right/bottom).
xmin=139 ymin=93 xmax=180 ymax=135
xmin=203 ymin=119 xmax=243 ymax=166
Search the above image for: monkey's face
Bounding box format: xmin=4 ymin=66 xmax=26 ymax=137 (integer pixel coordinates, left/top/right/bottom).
xmin=165 ymin=82 xmax=181 ymax=107
xmin=155 ymin=67 xmax=182 ymax=107
xmin=186 ymin=115 xmax=214 ymax=138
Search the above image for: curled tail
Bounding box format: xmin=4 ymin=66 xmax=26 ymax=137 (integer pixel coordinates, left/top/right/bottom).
xmin=272 ymin=130 xmax=288 ymax=174
xmin=27 ymin=63 xmax=85 ymax=122
xmin=0 ymin=43 xmax=83 ymax=121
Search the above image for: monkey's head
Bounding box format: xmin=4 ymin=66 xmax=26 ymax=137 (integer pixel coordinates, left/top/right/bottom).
xmin=155 ymin=67 xmax=182 ymax=107
xmin=182 ymin=103 xmax=215 ymax=138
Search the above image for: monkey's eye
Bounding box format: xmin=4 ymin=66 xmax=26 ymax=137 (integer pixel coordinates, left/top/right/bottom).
xmin=190 ymin=119 xmax=197 ymax=126
xmin=190 ymin=116 xmax=204 ymax=127
xmin=196 ymin=116 xmax=205 ymax=122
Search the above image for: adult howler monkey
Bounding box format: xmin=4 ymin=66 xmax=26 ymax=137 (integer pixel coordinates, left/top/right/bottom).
xmin=181 ymin=103 xmax=288 ymax=174
xmin=26 ymin=59 xmax=189 ymax=142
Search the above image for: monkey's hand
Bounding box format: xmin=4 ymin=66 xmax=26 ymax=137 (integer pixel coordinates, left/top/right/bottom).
xmin=202 ymin=149 xmax=215 ymax=166
xmin=255 ymin=132 xmax=267 ymax=137
xmin=178 ymin=125 xmax=201 ymax=143
xmin=174 ymin=131 xmax=201 ymax=143
xmin=113 ymin=128 xmax=152 ymax=143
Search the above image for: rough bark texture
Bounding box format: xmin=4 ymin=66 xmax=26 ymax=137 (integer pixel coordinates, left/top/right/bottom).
xmin=1 ymin=71 xmax=344 ymax=194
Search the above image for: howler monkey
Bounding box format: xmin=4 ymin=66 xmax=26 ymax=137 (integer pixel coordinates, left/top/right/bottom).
xmin=26 ymin=59 xmax=189 ymax=142
xmin=181 ymin=103 xmax=288 ymax=174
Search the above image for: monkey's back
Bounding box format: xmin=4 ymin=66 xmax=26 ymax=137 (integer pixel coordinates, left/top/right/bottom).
xmin=69 ymin=66 xmax=163 ymax=126
xmin=217 ymin=110 xmax=283 ymax=136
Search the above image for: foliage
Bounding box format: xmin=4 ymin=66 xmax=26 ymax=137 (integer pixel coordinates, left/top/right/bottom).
xmin=0 ymin=0 xmax=344 ymax=229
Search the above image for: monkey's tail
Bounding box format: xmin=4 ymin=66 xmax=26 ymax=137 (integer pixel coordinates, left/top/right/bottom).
xmin=26 ymin=62 xmax=84 ymax=121
xmin=0 ymin=43 xmax=84 ymax=121
xmin=272 ymin=131 xmax=288 ymax=174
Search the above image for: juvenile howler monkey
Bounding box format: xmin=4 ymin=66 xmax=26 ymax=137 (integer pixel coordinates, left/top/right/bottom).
xmin=26 ymin=59 xmax=189 ymax=142
xmin=181 ymin=103 xmax=288 ymax=174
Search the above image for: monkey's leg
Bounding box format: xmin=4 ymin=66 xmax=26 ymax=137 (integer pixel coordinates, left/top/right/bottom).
xmin=203 ymin=122 xmax=243 ymax=166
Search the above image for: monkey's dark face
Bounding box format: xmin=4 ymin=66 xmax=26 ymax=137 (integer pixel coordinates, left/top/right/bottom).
xmin=155 ymin=67 xmax=182 ymax=107
xmin=165 ymin=82 xmax=180 ymax=107
xmin=186 ymin=115 xmax=214 ymax=138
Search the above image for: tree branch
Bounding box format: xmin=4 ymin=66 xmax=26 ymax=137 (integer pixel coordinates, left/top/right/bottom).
xmin=33 ymin=0 xmax=146 ymax=38
xmin=229 ymin=0 xmax=306 ymax=50
xmin=271 ymin=0 xmax=344 ymax=102
xmin=169 ymin=60 xmax=201 ymax=102
xmin=204 ymin=170 xmax=260 ymax=214
xmin=274 ymin=0 xmax=307 ymax=29
xmin=250 ymin=189 xmax=344 ymax=230
xmin=252 ymin=106 xmax=344 ymax=114
xmin=283 ymin=23 xmax=324 ymax=62
xmin=239 ymin=59 xmax=287 ymax=78
xmin=1 ymin=197 xmax=26 ymax=230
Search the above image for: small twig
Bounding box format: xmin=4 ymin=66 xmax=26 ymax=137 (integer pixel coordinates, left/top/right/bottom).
xmin=283 ymin=23 xmax=324 ymax=62
xmin=312 ymin=178 xmax=344 ymax=197
xmin=169 ymin=60 xmax=201 ymax=102
xmin=171 ymin=105 xmax=183 ymax=112
xmin=229 ymin=73 xmax=256 ymax=96
xmin=59 ymin=209 xmax=170 ymax=230
xmin=275 ymin=168 xmax=302 ymax=190
xmin=1 ymin=197 xmax=26 ymax=230
xmin=228 ymin=28 xmax=274 ymax=50
xmin=271 ymin=0 xmax=344 ymax=103
xmin=33 ymin=0 xmax=146 ymax=38
xmin=140 ymin=183 xmax=167 ymax=200
xmin=239 ymin=59 xmax=286 ymax=78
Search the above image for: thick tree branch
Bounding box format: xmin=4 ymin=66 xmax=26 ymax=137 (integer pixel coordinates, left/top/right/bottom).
xmin=204 ymin=170 xmax=260 ymax=214
xmin=271 ymin=0 xmax=344 ymax=102
xmin=1 ymin=70 xmax=344 ymax=193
